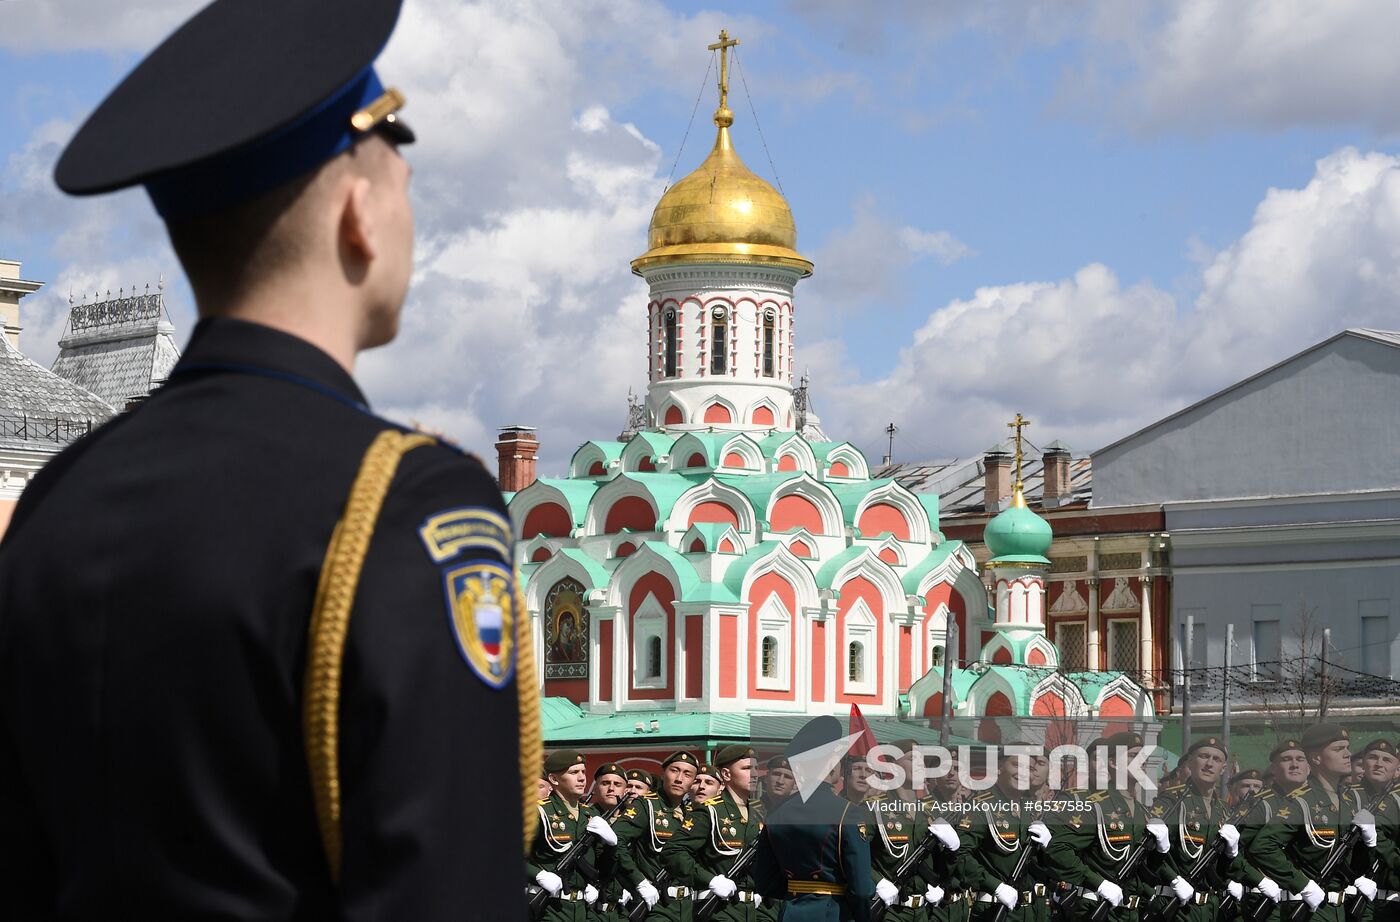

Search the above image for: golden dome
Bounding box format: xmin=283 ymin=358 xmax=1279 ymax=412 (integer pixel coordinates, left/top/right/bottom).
xmin=632 ymin=116 xmax=812 ymax=277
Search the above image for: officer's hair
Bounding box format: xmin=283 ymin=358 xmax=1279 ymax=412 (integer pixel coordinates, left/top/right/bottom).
xmin=166 ymin=137 xmax=392 ymax=309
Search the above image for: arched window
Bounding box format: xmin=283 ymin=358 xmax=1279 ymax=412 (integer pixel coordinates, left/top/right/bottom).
xmin=761 ymin=636 xmax=779 ymax=679
xmin=664 ymin=309 xmax=678 ymax=378
xmin=762 ymin=310 xmax=776 ymax=377
xmin=646 ymin=636 xmax=663 ymax=680
xmin=710 ymin=307 xmax=727 ymax=375
xmin=848 ymin=642 xmax=865 ymax=683
xmin=931 ymin=645 xmax=945 ymax=667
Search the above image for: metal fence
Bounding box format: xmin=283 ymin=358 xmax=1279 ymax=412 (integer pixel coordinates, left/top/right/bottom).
xmin=0 ymin=413 xmax=93 ymax=445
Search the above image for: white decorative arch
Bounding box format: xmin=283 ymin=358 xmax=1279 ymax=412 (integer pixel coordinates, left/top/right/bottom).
xmin=658 ymin=394 xmax=693 ymax=427
xmin=828 ymin=548 xmax=906 ymax=618
xmin=669 ymin=432 xmax=716 ymax=471
xmin=583 ymin=475 xmax=661 ymax=536
xmin=748 ymin=396 xmax=781 ymax=428
xmin=679 ymin=522 xmax=747 ymax=556
xmin=823 ymin=443 xmax=870 ymax=480
xmin=854 ymin=481 xmax=932 ymax=544
xmin=842 ymin=596 xmax=879 ymax=695
xmin=739 ymin=543 xmax=822 ymax=615
xmin=770 ymin=435 xmax=817 ymax=476
xmin=982 ymin=634 xmax=1015 ymax=665
xmin=523 ymin=534 xmax=558 ymax=564
xmin=1030 ymin=673 xmax=1089 ymax=718
xmin=1094 ymin=674 xmax=1155 ymax=718
xmin=779 ymin=527 xmax=820 ymax=559
xmin=871 ymin=537 xmax=907 ymax=567
xmin=754 ymin=593 xmax=794 ymax=690
xmin=765 ymin=474 xmax=844 ymax=537
xmin=620 ymin=436 xmax=673 ymax=473
xmin=718 ymin=434 xmax=763 ymax=472
xmin=570 ymin=442 xmax=617 ymax=479
xmin=965 ymin=667 xmax=1020 ymax=716
xmin=605 ymin=543 xmax=691 ymax=611
xmin=508 ymin=479 xmax=589 ymax=540
xmin=526 ymin=550 xmax=607 ymax=614
xmin=698 ymin=394 xmax=739 ymax=425
xmin=666 ymin=478 xmax=758 ymax=536
xmin=1025 ymin=635 xmax=1060 ymax=668
xmin=914 ymin=545 xmax=990 ymax=665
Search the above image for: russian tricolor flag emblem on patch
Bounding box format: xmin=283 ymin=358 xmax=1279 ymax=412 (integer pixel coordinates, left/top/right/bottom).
xmin=442 ymin=561 xmax=517 ymax=689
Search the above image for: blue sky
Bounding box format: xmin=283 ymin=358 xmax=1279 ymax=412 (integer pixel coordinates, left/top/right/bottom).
xmin=4 ymin=0 xmax=1400 ymax=471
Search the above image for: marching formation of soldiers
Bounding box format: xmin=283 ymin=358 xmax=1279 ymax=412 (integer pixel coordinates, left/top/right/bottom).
xmin=526 ymin=722 xmax=1400 ymax=922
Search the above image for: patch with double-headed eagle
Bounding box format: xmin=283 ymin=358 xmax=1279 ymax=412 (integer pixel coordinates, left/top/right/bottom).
xmin=441 ymin=561 xmax=516 ymax=688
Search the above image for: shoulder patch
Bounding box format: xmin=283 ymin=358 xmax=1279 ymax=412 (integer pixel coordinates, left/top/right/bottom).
xmin=1087 ymin=791 xmax=1110 ymax=803
xmin=441 ymin=560 xmax=517 ymax=688
xmin=974 ymin=790 xmax=996 ymax=802
xmin=419 ymin=506 xmax=512 ymax=563
xmin=703 ymin=796 xmax=724 ymax=806
xmin=1288 ymin=784 xmax=1310 ymax=799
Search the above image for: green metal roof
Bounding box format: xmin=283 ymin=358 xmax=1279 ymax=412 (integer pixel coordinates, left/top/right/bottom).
xmin=713 ymin=472 xmax=815 ymax=526
xmin=570 ymin=439 xmax=627 ymax=474
xmin=984 ymin=503 xmax=1053 ymax=563
xmin=684 ymin=522 xmax=737 ymax=553
xmin=628 ymin=431 xmax=678 ymax=455
xmin=721 ymin=540 xmax=787 ymax=596
xmin=917 ymin=494 xmax=940 ymax=529
xmin=671 ymin=432 xmax=731 ymax=468
xmin=556 ymin=548 xmax=612 ymax=587
xmin=613 ymin=472 xmax=709 ymax=520
xmin=815 ymin=544 xmax=866 ymax=588
xmin=899 ymin=541 xmax=962 ymax=594
xmin=828 ymin=478 xmax=895 ymax=520
xmin=636 ymin=540 xmax=702 ymax=597
xmin=516 ymin=477 xmax=600 ymax=527
xmin=806 ymin=440 xmax=847 ymax=462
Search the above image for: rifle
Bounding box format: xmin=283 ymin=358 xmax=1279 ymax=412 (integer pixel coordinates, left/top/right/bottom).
xmin=693 ymin=839 xmax=759 ymax=922
xmin=1142 ymin=788 xmax=1265 ymax=922
xmin=990 ymin=809 xmax=1046 ymax=922
xmin=1266 ymin=785 xmax=1389 ymax=922
xmin=1340 ymin=787 xmax=1394 ymax=922
xmin=627 ymin=865 xmax=671 ymax=922
xmin=868 ymin=813 xmax=972 ymax=922
xmin=1089 ymin=788 xmax=1191 ymax=922
xmin=526 ymin=791 xmax=635 ymax=921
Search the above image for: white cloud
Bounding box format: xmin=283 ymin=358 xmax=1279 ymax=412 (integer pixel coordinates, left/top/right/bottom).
xmin=817 ymin=147 xmax=1400 ymax=461
xmin=0 ymin=0 xmax=205 ymax=52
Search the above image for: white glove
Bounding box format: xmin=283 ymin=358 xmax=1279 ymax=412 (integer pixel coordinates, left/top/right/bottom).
xmin=636 ymin=880 xmax=660 ymax=908
xmin=754 ymin=894 xmax=763 ymax=907
xmin=994 ymin=882 xmax=1019 ymax=910
xmin=1227 ymin=882 xmax=1245 ymax=901
xmin=709 ymin=875 xmax=737 ymax=899
xmin=535 ymin=870 xmax=563 ymax=896
xmin=1354 ymin=810 xmax=1379 ymax=848
xmin=1356 ymin=877 xmax=1379 ymax=901
xmin=1255 ymin=878 xmax=1282 ymax=903
xmin=1218 ymin=823 xmax=1240 ymax=857
xmin=1146 ymin=820 xmax=1171 ymax=853
xmin=1096 ymin=880 xmax=1124 ymax=907
xmin=931 ymin=817 xmax=961 ymax=850
xmin=926 ymin=884 xmax=946 ymax=904
xmin=876 ymin=879 xmax=900 ymax=906
xmin=1299 ymin=880 xmax=1325 ymax=911
xmin=584 ymin=884 xmax=599 ymax=906
xmin=1028 ymin=821 xmax=1052 ymax=848
xmin=587 ymin=815 xmax=618 ymax=846
xmin=619 ymin=890 xmax=632 ymax=906
xmin=1171 ymin=876 xmax=1195 ymax=903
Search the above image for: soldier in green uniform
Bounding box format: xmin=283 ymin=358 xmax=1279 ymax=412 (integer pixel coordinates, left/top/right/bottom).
xmin=1146 ymin=738 xmax=1243 ymax=922
xmin=1232 ymin=740 xmax=1310 ymax=920
xmin=1046 ymin=731 xmax=1181 ymax=922
xmin=1247 ymin=725 xmax=1379 ymax=922
xmin=693 ymin=764 xmax=722 ymax=804
xmin=529 ymin=751 xmax=621 ymax=921
xmin=614 ymin=751 xmax=700 ymax=920
xmin=925 ymin=746 xmax=974 ymax=922
xmin=868 ymin=739 xmax=963 ymax=918
xmin=593 ymin=762 xmax=634 ymax=921
xmin=964 ymin=744 xmax=1056 ymax=922
xmin=1354 ymin=740 xmax=1400 ymax=922
xmin=1228 ymin=770 xmax=1265 ymax=808
xmin=666 ymin=744 xmax=769 ymax=921
xmin=629 ymin=769 xmax=657 ymax=798
xmin=766 ymin=756 xmax=798 ymax=814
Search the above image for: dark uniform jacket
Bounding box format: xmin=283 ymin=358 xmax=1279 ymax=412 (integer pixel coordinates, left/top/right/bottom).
xmin=1248 ymin=778 xmax=1374 ymax=894
xmin=751 ymin=782 xmax=874 ymax=922
xmin=1045 ymin=787 xmax=1176 ymax=902
xmin=0 ymin=318 xmax=524 ymax=920
xmin=665 ymin=788 xmax=765 ymax=898
xmin=528 ymin=792 xmax=611 ymax=895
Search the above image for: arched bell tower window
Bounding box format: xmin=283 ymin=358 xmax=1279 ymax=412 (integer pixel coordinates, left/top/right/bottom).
xmin=762 ymin=310 xmax=776 ymax=377
xmin=710 ymin=307 xmax=728 ymax=375
xmin=664 ymin=309 xmax=678 ymax=378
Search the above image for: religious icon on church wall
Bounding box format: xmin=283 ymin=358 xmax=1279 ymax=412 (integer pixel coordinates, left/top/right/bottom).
xmin=545 ymin=577 xmax=589 ymax=679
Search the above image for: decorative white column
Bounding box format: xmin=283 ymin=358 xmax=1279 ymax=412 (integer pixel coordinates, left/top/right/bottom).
xmin=1139 ymin=575 xmax=1154 ymax=686
xmin=1087 ymin=577 xmax=1101 ymax=671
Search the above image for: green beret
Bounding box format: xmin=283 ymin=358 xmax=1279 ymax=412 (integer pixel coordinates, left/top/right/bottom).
xmin=696 ymin=763 xmax=718 ymax=779
xmin=1186 ymin=737 xmax=1227 ymax=759
xmin=1269 ymin=738 xmax=1304 ymax=760
xmin=889 ymin=738 xmax=919 ymax=754
xmin=1104 ymin=731 xmax=1143 ymax=749
xmin=999 ymin=742 xmax=1044 ymax=760
xmin=1363 ymin=739 xmax=1399 ymax=758
xmin=767 ymin=755 xmax=791 ymax=771
xmin=544 ymin=751 xmax=586 ymax=775
xmin=1301 ymin=724 xmax=1349 ymax=752
xmin=715 ymin=744 xmax=754 ymax=767
xmin=624 ymin=768 xmax=653 ymax=788
xmin=1230 ymin=769 xmax=1263 ymax=784
xmin=662 ymin=751 xmax=699 ymax=769
xmin=594 ymin=762 xmax=626 ymax=781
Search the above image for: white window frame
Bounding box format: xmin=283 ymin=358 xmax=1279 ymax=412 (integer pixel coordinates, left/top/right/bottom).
xmin=632 ymin=593 xmax=668 ymax=690
xmin=843 ymin=598 xmax=877 ymax=695
xmin=755 ymin=595 xmax=792 ymax=691
xmin=926 ymin=603 xmax=950 ymax=671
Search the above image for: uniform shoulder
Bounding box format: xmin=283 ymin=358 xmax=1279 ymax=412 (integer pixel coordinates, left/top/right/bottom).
xmin=641 ymin=791 xmax=660 ymax=800
xmin=1160 ymin=782 xmax=1187 ymax=796
xmin=702 ymin=796 xmax=724 ymax=807
xmin=1258 ymin=788 xmax=1278 ymax=802
xmin=973 ymin=789 xmax=997 ymax=803
xmin=1086 ymin=790 xmax=1111 ymax=803
xmin=1287 ymin=783 xmax=1310 ymax=799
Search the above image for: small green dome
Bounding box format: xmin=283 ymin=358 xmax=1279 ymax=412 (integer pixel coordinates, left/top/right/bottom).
xmin=983 ymin=489 xmax=1052 ymax=563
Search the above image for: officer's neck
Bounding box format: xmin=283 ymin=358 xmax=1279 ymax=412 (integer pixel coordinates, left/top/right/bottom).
xmin=1314 ymin=771 xmax=1342 ymax=793
xmin=1190 ymin=778 xmax=1214 ymax=798
xmin=554 ymin=787 xmax=582 ymax=810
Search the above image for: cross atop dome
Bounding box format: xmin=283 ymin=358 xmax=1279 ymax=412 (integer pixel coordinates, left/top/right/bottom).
xmin=707 ymin=29 xmax=740 ymax=128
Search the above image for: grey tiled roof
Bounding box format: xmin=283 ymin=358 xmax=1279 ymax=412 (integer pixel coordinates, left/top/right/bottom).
xmin=50 ymin=290 xmax=180 ymax=409
xmin=874 ymin=437 xmax=1093 ymax=515
xmin=0 ymin=335 xmax=113 ymax=450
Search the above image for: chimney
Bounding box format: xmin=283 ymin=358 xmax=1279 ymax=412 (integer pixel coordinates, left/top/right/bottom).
xmin=1042 ymin=441 xmax=1073 ymax=509
xmin=495 ymin=425 xmax=539 ymax=492
xmin=983 ymin=449 xmax=1012 ymax=513
xmin=0 ymin=258 xmax=44 ymax=350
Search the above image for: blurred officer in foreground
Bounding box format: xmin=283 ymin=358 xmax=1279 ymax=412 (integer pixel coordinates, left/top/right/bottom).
xmin=0 ymin=0 xmax=539 ymax=918
xmin=752 ymin=716 xmax=874 ymax=921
